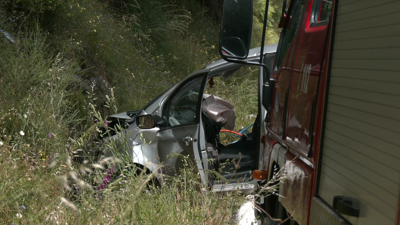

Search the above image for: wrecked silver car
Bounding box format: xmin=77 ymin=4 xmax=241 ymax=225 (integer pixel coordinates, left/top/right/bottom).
xmin=102 ymin=44 xmax=277 ymax=192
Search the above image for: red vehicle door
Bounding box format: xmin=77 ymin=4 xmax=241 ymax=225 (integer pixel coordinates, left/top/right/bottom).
xmin=286 ymin=0 xmax=332 ymax=158
xmin=266 ymin=0 xmax=334 ymax=224
xmin=268 ymin=0 xmax=308 ymax=141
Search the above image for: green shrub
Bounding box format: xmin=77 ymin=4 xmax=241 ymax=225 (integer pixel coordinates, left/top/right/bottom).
xmin=6 ymin=0 xmax=64 ymax=13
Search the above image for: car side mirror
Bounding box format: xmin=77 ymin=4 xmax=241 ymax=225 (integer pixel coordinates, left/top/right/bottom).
xmin=219 ymin=0 xmax=253 ymax=59
xmin=137 ymin=115 xmax=165 ymax=129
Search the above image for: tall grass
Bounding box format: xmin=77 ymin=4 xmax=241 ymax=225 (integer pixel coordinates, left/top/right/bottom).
xmin=0 ymin=29 xmax=81 ymax=223
xmin=0 ymin=30 xmax=242 ymax=223
xmin=0 ymin=0 xmax=282 ymax=223
xmin=0 ymin=29 xmax=80 ymax=154
xmin=0 ymin=14 xmax=242 ymax=225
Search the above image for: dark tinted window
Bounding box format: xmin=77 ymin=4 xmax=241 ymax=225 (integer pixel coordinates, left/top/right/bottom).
xmin=275 ymin=0 xmax=306 ymax=71
xmin=319 ymin=0 xmax=333 ymax=21
xmin=311 ymin=0 xmax=333 ymax=23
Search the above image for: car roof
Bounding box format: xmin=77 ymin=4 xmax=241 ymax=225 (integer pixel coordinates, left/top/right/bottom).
xmin=140 ymin=44 xmax=278 ymax=115
xmin=205 ymin=44 xmax=278 ymax=69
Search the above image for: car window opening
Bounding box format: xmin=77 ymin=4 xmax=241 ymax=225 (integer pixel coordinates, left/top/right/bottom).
xmin=202 ymin=68 xmax=259 ymax=182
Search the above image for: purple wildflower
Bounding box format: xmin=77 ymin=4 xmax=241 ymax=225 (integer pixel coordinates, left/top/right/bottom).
xmin=105 ymin=120 xmax=109 ymax=127
xmin=107 ymin=168 xmax=114 ymax=176
xmin=104 ymin=174 xmax=112 ymax=183
xmin=48 ymin=133 xmax=52 ymax=138
xmin=22 ymin=205 xmax=26 ymax=210
xmin=97 ymin=168 xmax=114 ymax=191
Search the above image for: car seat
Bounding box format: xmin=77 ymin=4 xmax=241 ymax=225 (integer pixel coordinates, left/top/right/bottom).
xmin=202 ymin=110 xmax=259 ymax=180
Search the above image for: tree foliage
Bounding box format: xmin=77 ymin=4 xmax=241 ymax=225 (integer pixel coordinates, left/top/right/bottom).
xmin=252 ymin=0 xmax=282 ymax=47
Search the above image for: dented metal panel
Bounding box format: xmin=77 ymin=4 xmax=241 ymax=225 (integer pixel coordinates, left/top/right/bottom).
xmin=280 ymin=150 xmax=313 ymax=225
xmin=156 ymin=124 xmax=199 ymax=176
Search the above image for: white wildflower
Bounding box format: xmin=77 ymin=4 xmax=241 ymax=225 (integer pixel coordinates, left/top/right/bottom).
xmin=16 ymin=212 xmax=22 ymax=218
xmin=23 ymin=113 xmax=27 ymax=119
xmin=20 ymin=130 xmax=25 ymax=136
xmin=0 ymin=141 xmax=3 ymax=146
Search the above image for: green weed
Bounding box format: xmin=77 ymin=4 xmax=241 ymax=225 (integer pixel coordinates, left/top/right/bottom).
xmin=0 ymin=0 xmax=282 ymax=224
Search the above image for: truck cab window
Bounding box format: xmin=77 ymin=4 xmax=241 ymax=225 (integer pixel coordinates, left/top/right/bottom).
xmin=275 ymin=0 xmax=306 ymax=71
xmin=320 ymin=0 xmax=332 ymax=21
xmin=311 ymin=0 xmax=333 ymax=24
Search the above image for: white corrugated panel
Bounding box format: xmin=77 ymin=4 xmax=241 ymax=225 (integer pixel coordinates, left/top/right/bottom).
xmin=318 ymin=0 xmax=400 ymax=224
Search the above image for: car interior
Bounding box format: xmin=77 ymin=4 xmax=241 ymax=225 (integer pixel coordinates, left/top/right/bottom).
xmin=202 ymin=111 xmax=259 ymax=183
xmin=201 ymin=75 xmax=260 ymax=183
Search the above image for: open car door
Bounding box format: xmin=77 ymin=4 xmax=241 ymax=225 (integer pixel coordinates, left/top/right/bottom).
xmin=157 ymin=70 xmax=209 ymax=185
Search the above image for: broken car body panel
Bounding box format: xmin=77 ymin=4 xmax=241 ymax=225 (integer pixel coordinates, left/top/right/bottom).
xmin=102 ymin=45 xmax=277 ymax=189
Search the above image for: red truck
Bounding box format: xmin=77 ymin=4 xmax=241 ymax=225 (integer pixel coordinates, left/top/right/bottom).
xmin=219 ymin=0 xmax=400 ymax=224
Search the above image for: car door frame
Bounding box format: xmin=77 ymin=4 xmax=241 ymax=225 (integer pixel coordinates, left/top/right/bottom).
xmin=157 ymin=69 xmax=210 ymax=184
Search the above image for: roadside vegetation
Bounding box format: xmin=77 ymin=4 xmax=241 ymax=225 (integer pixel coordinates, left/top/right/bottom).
xmin=0 ymin=0 xmax=281 ymax=223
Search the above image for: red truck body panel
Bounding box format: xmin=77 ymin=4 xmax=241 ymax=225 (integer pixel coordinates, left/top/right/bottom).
xmin=222 ymin=0 xmax=400 ymax=223
xmin=264 ymin=0 xmax=336 ymax=223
